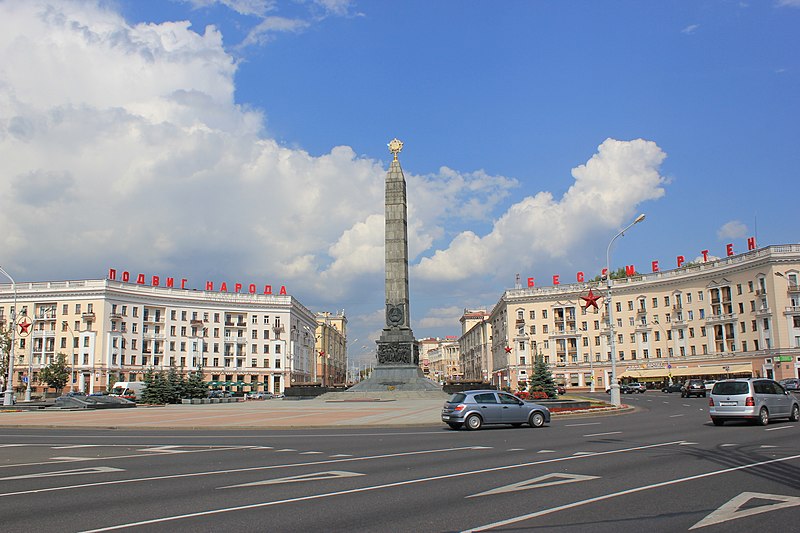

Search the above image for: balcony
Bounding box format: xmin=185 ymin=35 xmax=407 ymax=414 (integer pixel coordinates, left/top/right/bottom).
xmin=81 ymin=312 xmax=96 ymax=321
xmin=224 ymin=336 xmax=247 ymax=344
xmin=142 ymin=332 xmax=165 ymax=340
xmin=190 ymin=319 xmax=204 ymax=327
xmin=783 ymin=306 xmax=800 ymax=315
xmin=142 ymin=315 xmax=163 ymax=323
xmin=549 ymin=328 xmax=579 ymax=338
xmin=755 ymin=306 xmax=772 ymax=317
xmin=110 ymin=313 xmax=123 ymax=320
xmin=704 ymin=313 xmax=737 ymax=325
xmin=670 ymin=319 xmax=687 ymax=328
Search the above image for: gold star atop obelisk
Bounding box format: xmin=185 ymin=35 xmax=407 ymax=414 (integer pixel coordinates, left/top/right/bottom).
xmin=388 ymin=138 xmax=403 ymax=161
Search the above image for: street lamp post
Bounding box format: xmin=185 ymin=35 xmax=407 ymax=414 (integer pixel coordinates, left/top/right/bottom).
xmin=0 ymin=266 xmax=17 ymax=406
xmin=606 ymin=214 xmax=646 ymax=407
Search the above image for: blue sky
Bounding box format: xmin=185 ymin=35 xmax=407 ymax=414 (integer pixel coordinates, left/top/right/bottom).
xmin=0 ymin=0 xmax=798 ymax=363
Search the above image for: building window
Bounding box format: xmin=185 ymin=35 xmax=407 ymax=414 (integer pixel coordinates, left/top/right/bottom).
xmin=133 ymin=307 xmax=138 ymax=317
xmin=529 ymin=310 xmax=535 ymax=319
xmin=737 ymin=284 xmax=742 ymax=295
xmin=615 ymin=302 xmax=622 ymax=312
xmin=275 ymin=359 xmax=281 ymax=368
xmin=275 ymin=344 xmax=281 ymax=354
xmin=652 ymin=297 xmax=658 ymax=308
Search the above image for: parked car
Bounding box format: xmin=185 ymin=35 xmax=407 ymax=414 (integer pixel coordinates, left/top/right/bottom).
xmin=661 ymin=383 xmax=683 ymax=393
xmin=246 ymin=392 xmax=274 ymax=400
xmin=709 ymin=378 xmax=800 ymax=426
xmin=606 ymin=384 xmax=633 ymax=394
xmin=704 ymin=380 xmax=717 ymax=392
xmin=682 ymin=379 xmax=706 ymax=398
xmin=627 ymin=382 xmax=647 ymax=394
xmin=208 ymin=390 xmax=233 ymax=398
xmin=779 ymin=378 xmax=800 ymax=391
xmin=441 ymin=390 xmax=551 ymax=430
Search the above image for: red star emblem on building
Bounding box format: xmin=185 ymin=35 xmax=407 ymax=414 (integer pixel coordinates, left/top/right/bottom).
xmin=504 ymin=346 xmax=512 ymax=353
xmin=17 ymin=316 xmax=33 ymax=336
xmin=580 ymin=289 xmax=602 ymax=311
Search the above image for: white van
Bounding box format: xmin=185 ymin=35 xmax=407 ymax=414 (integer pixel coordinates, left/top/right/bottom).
xmin=110 ymin=381 xmax=145 ymax=401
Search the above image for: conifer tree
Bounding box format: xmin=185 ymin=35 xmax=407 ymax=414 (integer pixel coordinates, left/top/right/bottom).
xmin=528 ymin=355 xmax=558 ymax=398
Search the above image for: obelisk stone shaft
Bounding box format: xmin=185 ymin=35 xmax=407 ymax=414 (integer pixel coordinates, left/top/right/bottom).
xmin=347 ymin=139 xmax=440 ymax=392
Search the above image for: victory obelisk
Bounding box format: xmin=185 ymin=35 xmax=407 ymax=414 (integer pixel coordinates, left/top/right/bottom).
xmin=348 ymin=139 xmax=440 ymax=392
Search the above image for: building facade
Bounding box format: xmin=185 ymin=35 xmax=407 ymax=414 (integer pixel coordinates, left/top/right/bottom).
xmin=0 ymin=278 xmax=318 ymax=396
xmin=314 ymin=311 xmax=347 ymax=386
xmin=459 ymin=309 xmax=493 ymax=382
xmin=488 ymin=244 xmax=800 ymax=391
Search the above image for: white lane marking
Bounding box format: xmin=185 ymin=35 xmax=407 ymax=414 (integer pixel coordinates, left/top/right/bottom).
xmin=760 ymin=445 xmax=777 ymax=448
xmin=537 ymin=450 xmax=556 ymax=454
xmin=720 ymin=444 xmax=737 ymax=447
xmin=679 ymin=442 xmax=698 ymax=446
xmin=462 ymin=453 xmax=800 ymax=532
xmin=0 ymin=466 xmax=123 ymax=481
xmin=275 ymin=449 xmax=296 ymax=452
xmin=251 ymin=447 xmax=274 ymax=450
xmin=669 ymin=414 xmax=684 ymax=418
xmin=299 ymin=452 xmax=323 ymax=455
xmin=5 ymin=446 xmax=249 ymax=470
xmin=138 ymin=446 xmax=188 ymax=454
xmin=507 ymin=449 xmax=524 ymax=452
xmin=0 ymin=446 xmax=485 ymax=498
xmin=76 ymin=441 xmax=684 ymax=532
xmin=572 ymin=452 xmax=594 ymax=456
xmin=468 ymin=474 xmax=599 ymax=498
xmin=220 ymin=470 xmax=363 ymax=489
xmin=691 ymin=492 xmax=800 ymax=529
xmin=51 ymin=445 xmax=101 ymax=450
xmin=0 ymin=444 xmax=26 ymax=447
xmin=329 ymin=454 xmax=352 ymax=458
xmin=564 ymin=422 xmax=601 ymax=427
xmin=583 ymin=432 xmax=621 ymax=437
xmin=765 ymin=426 xmax=793 ymax=432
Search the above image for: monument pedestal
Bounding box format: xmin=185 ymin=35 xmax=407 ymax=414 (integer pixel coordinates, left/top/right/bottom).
xmin=347 ymin=364 xmax=441 ymax=392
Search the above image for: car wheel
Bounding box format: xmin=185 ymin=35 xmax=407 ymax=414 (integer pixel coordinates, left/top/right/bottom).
xmin=711 ymin=418 xmax=724 ymax=426
xmin=758 ymin=407 xmax=769 ymax=426
xmin=447 ymin=422 xmax=462 ymax=430
xmin=529 ymin=411 xmax=545 ymax=428
xmin=465 ymin=414 xmax=482 ymax=431
xmin=789 ymin=404 xmax=799 ymax=422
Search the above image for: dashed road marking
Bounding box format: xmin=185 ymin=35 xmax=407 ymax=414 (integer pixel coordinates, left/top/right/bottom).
xmin=219 ymin=470 xmax=364 ymax=489
xmin=468 ymin=473 xmax=599 ymax=498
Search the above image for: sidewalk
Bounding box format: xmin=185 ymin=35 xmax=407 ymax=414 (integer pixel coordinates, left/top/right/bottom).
xmin=0 ymin=397 xmax=449 ymax=429
xmin=0 ymin=395 xmax=625 ymax=430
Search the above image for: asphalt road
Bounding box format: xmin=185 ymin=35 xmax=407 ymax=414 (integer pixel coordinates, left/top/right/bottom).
xmin=1 ymin=392 xmax=798 ymax=532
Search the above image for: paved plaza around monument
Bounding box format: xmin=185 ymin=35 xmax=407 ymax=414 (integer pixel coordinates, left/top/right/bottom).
xmin=0 ymin=397 xmax=450 ymax=429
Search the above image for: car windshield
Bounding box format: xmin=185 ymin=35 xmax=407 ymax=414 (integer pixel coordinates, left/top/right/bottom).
xmin=712 ymin=382 xmax=749 ymax=395
xmin=449 ymin=393 xmax=467 ymax=403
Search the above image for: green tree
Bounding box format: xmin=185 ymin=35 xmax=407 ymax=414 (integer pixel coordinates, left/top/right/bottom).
xmin=0 ymin=326 xmax=11 ymax=394
xmin=39 ymin=353 xmax=70 ymax=396
xmin=140 ymin=368 xmax=159 ymax=404
xmin=166 ymin=363 xmax=185 ymax=403
xmin=528 ymin=355 xmax=558 ymax=398
xmin=590 ymin=266 xmax=639 ymax=283
xmin=184 ymin=360 xmax=208 ymax=399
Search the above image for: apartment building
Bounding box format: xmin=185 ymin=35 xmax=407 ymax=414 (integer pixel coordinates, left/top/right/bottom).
xmin=459 ymin=309 xmax=493 ymax=382
xmin=314 ymin=311 xmax=347 ymax=386
xmin=488 ymin=244 xmax=800 ymax=391
xmin=0 ymin=278 xmax=318 ymax=396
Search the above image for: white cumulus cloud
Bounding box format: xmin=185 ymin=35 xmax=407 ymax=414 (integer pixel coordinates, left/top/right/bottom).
xmin=717 ymin=220 xmax=748 ymax=240
xmin=413 ymin=138 xmax=667 ymax=282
